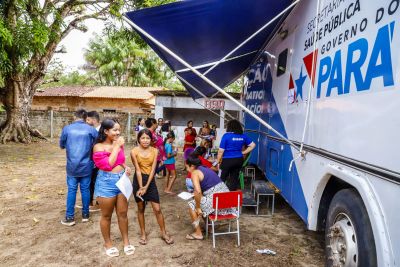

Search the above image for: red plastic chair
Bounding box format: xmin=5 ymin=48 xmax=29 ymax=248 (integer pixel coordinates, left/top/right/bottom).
xmin=205 ymin=191 xmax=243 ymax=248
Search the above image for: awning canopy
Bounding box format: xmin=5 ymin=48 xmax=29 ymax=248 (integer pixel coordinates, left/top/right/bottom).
xmin=125 ymin=0 xmax=296 ymax=99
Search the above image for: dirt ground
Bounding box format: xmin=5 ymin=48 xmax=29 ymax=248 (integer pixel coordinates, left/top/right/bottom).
xmin=0 ymin=142 xmax=325 ymax=267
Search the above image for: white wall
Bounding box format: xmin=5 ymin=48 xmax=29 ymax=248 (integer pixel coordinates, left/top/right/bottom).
xmin=154 ymin=95 xmax=241 ymax=148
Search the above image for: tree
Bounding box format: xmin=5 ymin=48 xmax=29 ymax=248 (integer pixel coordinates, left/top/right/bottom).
xmin=0 ymin=0 xmax=124 ymax=143
xmin=84 ymin=28 xmax=182 ymax=89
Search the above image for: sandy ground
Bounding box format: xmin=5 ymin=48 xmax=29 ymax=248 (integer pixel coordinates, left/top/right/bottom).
xmin=0 ymin=142 xmax=325 ymax=267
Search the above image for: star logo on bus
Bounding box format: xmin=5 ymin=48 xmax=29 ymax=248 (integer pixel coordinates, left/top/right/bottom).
xmin=295 ymin=66 xmax=307 ymax=101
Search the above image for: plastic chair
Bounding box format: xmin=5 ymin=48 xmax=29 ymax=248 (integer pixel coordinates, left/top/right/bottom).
xmin=205 ymin=191 xmax=243 ymax=248
xmin=239 ymin=153 xmax=252 ymax=190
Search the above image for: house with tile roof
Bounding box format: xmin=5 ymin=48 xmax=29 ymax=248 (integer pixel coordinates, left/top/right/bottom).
xmin=32 ymin=86 xmax=159 ymax=114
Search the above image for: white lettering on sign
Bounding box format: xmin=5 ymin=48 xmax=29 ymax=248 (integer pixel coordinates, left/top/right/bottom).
xmin=204 ymin=100 xmax=225 ymax=110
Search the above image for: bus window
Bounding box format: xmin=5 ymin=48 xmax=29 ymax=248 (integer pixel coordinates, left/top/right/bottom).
xmin=277 ymin=48 xmax=288 ymax=77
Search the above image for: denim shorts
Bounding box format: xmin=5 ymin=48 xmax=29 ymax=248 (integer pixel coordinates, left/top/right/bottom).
xmin=94 ymin=170 xmax=124 ymax=198
xmin=186 ymin=178 xmax=194 ymax=193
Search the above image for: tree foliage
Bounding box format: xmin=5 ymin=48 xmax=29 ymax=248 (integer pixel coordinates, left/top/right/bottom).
xmin=84 ymin=28 xmax=182 ymax=89
xmin=0 ymin=0 xmax=124 ymax=89
xmin=0 ymin=0 xmax=125 ymax=143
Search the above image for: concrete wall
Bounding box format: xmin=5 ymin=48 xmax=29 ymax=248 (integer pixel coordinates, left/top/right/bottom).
xmin=32 ymin=96 xmax=150 ymax=114
xmin=154 ymin=95 xmax=241 ymax=147
xmin=163 ymin=108 xmax=220 ymax=127
xmin=0 ymin=111 xmax=142 ymax=141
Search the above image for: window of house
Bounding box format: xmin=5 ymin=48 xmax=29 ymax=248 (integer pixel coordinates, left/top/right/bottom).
xmin=103 ymin=109 xmax=116 ymax=113
xmin=277 ymin=48 xmax=288 ymax=77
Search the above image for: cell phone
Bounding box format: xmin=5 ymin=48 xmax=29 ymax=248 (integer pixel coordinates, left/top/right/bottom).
xmin=137 ymin=195 xmax=144 ymax=202
xmin=212 ymin=161 xmax=218 ymax=167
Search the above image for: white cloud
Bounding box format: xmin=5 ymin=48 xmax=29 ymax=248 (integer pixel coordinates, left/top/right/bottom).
xmin=54 ymin=19 xmax=105 ymax=73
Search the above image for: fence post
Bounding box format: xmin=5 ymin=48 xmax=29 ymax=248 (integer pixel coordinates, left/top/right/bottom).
xmin=127 ymin=112 xmax=131 ymax=143
xmin=50 ymin=110 xmax=54 ymax=140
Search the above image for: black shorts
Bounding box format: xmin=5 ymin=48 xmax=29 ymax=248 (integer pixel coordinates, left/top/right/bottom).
xmin=132 ymin=173 xmax=160 ymax=203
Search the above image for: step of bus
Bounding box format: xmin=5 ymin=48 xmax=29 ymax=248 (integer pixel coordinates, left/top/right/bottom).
xmin=242 ymin=189 xmax=257 ymax=207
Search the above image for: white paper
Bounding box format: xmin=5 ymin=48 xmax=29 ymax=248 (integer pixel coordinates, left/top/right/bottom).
xmin=177 ymin=191 xmax=194 ymax=200
xmin=116 ymin=173 xmax=133 ymax=200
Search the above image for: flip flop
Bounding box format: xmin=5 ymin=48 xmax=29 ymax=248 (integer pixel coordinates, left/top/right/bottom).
xmin=185 ymin=233 xmax=203 ymax=240
xmin=124 ymin=245 xmax=135 ymax=255
xmin=162 ymin=235 xmax=174 ymax=245
xmin=139 ymin=238 xmax=147 ymax=245
xmin=104 ymin=246 xmax=119 ymax=257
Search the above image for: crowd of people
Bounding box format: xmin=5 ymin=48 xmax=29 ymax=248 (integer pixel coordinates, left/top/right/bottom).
xmin=60 ymin=109 xmax=255 ymax=257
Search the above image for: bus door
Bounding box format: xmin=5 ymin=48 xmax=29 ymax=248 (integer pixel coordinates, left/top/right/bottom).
xmin=266 ymin=30 xmax=295 ymax=200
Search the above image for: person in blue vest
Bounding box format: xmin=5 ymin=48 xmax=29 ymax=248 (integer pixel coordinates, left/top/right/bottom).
xmin=217 ymin=119 xmax=256 ymax=191
xmin=59 ymin=109 xmax=98 ymax=226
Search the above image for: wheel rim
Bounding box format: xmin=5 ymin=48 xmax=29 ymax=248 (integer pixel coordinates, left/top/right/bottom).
xmin=327 ymin=213 xmax=358 ymax=267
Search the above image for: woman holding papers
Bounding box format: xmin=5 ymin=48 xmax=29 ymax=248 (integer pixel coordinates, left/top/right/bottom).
xmin=92 ymin=118 xmax=135 ymax=257
xmin=131 ymin=128 xmax=174 ymax=245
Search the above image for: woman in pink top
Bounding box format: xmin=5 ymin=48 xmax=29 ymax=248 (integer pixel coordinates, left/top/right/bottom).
xmin=92 ymin=118 xmax=134 ymax=257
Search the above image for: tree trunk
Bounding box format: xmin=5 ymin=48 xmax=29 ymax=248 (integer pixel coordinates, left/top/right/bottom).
xmin=0 ymin=77 xmax=45 ymax=143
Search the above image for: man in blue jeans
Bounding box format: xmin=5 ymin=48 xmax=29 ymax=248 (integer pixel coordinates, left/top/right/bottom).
xmin=60 ymin=109 xmax=98 ymax=226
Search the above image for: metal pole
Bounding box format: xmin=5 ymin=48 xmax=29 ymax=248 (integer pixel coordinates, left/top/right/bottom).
xmin=122 ymin=16 xmax=299 ymax=151
xmin=201 ymin=0 xmax=299 ymax=76
xmin=219 ymin=109 xmax=225 ymax=130
xmin=299 ymin=0 xmax=321 ymax=153
xmin=127 ymin=112 xmax=131 ymax=143
xmin=175 ymin=50 xmax=258 ymax=73
xmin=50 ymin=110 xmax=54 ymax=139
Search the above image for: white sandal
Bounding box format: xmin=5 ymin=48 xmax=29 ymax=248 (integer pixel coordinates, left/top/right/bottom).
xmin=124 ymin=244 xmax=135 ymax=255
xmin=104 ymin=247 xmax=119 ymax=257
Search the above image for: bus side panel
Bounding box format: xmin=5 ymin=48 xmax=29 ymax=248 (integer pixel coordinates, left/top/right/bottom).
xmin=258 ymin=66 xmax=272 ymax=173
xmin=265 ymin=139 xmax=283 ymax=192
xmin=245 ymin=130 xmax=260 ymax=165
xmin=257 ymin=134 xmax=269 ymax=176
xmin=244 ymin=60 xmax=309 ymax=222
xmin=243 ymin=62 xmax=268 ymax=166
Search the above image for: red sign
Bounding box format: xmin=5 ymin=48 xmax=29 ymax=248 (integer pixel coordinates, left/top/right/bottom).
xmin=204 ymin=100 xmax=225 ymax=110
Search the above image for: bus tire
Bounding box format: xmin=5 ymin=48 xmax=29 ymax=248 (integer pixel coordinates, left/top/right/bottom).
xmin=325 ymin=188 xmax=377 ymax=267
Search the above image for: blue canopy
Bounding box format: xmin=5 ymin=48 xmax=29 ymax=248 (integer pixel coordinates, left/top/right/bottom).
xmin=125 ymin=0 xmax=296 ymax=99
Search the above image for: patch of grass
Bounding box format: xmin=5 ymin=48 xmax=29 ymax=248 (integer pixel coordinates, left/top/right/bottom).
xmin=0 ymin=105 xmax=4 ymax=112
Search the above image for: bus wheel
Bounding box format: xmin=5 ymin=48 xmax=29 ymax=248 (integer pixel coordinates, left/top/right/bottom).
xmin=325 ymin=188 xmax=376 ymax=267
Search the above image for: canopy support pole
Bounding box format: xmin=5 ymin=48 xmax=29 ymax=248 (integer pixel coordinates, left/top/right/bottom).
xmin=204 ymin=0 xmax=298 ymax=101
xmin=201 ymin=0 xmax=300 ymax=77
xmin=123 ymin=16 xmax=300 ymax=152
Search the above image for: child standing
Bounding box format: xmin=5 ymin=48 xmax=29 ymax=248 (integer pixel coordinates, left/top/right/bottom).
xmin=130 ymin=129 xmax=174 ymax=245
xmin=164 ymin=133 xmax=177 ymax=194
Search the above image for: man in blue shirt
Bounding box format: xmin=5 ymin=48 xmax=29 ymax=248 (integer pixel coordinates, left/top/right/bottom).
xmin=60 ymin=109 xmax=98 ymax=226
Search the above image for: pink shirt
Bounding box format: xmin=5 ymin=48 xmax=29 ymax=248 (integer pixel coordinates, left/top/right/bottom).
xmin=93 ymin=147 xmax=125 ymax=171
xmin=152 ymin=130 xmax=166 ymax=161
